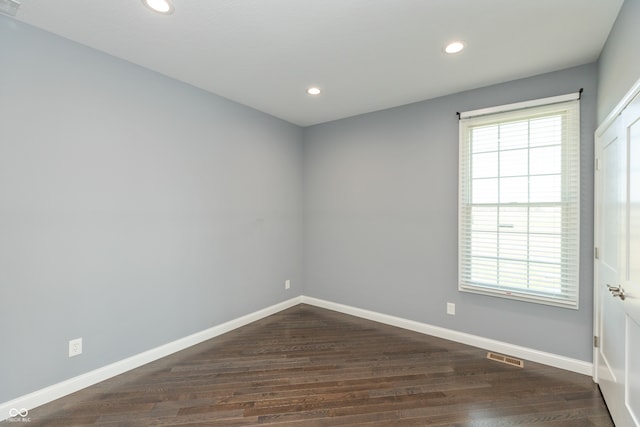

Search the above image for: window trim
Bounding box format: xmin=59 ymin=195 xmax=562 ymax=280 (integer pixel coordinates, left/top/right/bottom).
xmin=458 ymin=93 xmax=581 ymax=309
xmin=459 ymin=92 xmax=581 ymax=120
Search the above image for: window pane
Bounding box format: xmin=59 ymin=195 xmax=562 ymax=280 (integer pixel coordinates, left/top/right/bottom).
xmin=530 ymin=116 xmax=562 ymax=147
xmin=471 ymin=258 xmax=498 ymax=286
xmin=472 ymin=125 xmax=498 ymax=153
xmin=498 ymin=259 xmax=528 ymax=289
xmin=530 ymin=175 xmax=561 ymax=202
xmin=500 ymin=177 xmax=528 ymax=203
xmin=498 ymin=206 xmax=528 ymax=233
xmin=471 ymin=207 xmax=497 ymax=232
xmin=471 ymin=258 xmax=497 ymax=285
xmin=472 ymin=178 xmax=498 ymax=203
xmin=529 ymin=263 xmax=561 ymax=293
xmin=530 ymin=207 xmax=561 ymax=234
xmin=529 ymin=235 xmax=561 ymax=263
xmin=472 ymin=152 xmax=498 ymax=178
xmin=500 ymin=121 xmax=529 ymax=150
xmin=499 ymin=233 xmax=528 ymax=261
xmin=472 ymin=232 xmax=497 ymax=257
xmin=500 ymin=149 xmax=528 ymax=177
xmin=530 ymin=145 xmax=561 ymax=175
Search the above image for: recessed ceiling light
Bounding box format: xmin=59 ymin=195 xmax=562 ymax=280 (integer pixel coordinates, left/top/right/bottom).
xmin=444 ymin=41 xmax=465 ymax=54
xmin=143 ymin=0 xmax=174 ymax=14
xmin=307 ymin=87 xmax=321 ymax=96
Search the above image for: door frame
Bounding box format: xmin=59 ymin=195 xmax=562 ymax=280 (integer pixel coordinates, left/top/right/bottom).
xmin=594 ymin=77 xmax=640 ymax=382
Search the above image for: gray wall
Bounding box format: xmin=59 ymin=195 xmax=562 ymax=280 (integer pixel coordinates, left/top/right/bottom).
xmin=0 ymin=16 xmax=303 ymax=403
xmin=303 ymin=64 xmax=598 ymax=362
xmin=0 ymin=6 xmax=611 ymax=405
xmin=598 ymin=0 xmax=640 ymax=123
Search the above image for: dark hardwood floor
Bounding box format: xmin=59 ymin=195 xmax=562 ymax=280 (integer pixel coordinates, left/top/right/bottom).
xmin=17 ymin=304 xmax=612 ymax=426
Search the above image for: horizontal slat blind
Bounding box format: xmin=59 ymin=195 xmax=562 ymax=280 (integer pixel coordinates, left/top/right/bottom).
xmin=458 ymin=99 xmax=580 ymax=308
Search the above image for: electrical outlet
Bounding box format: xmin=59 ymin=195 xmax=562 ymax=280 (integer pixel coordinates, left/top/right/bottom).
xmin=285 ymin=279 xmax=291 ymax=290
xmin=69 ymin=338 xmax=82 ymax=357
xmin=447 ymin=303 xmax=456 ymax=316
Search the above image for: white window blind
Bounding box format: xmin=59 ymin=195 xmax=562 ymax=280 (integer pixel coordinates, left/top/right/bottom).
xmin=458 ymin=95 xmax=580 ymax=308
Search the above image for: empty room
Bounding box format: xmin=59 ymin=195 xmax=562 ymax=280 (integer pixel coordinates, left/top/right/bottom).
xmin=1 ymin=0 xmax=639 ymax=425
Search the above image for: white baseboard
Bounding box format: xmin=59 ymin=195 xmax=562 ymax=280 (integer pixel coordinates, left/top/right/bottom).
xmin=0 ymin=296 xmax=302 ymax=422
xmin=2 ymin=294 xmax=593 ymax=422
xmin=301 ymin=296 xmax=593 ymax=376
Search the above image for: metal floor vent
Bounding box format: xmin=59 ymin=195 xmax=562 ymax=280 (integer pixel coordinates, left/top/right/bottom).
xmin=486 ymin=352 xmax=524 ymax=368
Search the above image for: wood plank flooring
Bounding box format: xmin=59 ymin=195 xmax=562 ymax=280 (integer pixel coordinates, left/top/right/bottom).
xmin=18 ymin=304 xmax=613 ymax=426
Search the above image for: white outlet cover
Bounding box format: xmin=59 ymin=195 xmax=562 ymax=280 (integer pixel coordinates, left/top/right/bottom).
xmin=285 ymin=279 xmax=291 ymax=290
xmin=447 ymin=303 xmax=456 ymax=315
xmin=69 ymin=338 xmax=82 ymax=357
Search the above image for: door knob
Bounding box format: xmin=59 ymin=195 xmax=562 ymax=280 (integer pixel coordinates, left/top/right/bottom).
xmin=607 ymin=284 xmax=626 ymax=300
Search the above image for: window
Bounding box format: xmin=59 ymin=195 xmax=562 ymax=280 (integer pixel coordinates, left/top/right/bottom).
xmin=458 ymin=93 xmax=580 ymax=308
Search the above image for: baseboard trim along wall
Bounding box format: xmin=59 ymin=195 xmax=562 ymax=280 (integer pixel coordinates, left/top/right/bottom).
xmin=301 ymin=296 xmax=593 ymax=376
xmin=0 ymin=296 xmax=303 ymax=422
xmin=1 ymin=295 xmax=592 ymax=421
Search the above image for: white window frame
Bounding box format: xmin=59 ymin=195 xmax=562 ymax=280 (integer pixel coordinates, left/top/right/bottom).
xmin=458 ymin=93 xmax=581 ymax=309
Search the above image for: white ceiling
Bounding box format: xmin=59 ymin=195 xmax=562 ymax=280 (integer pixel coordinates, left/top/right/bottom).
xmin=10 ymin=0 xmax=624 ymax=126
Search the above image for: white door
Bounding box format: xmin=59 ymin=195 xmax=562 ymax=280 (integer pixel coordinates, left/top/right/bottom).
xmin=595 ymin=113 xmax=627 ymax=425
xmin=595 ymin=93 xmax=640 ymax=427
xmin=622 ymin=94 xmax=640 ymax=426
